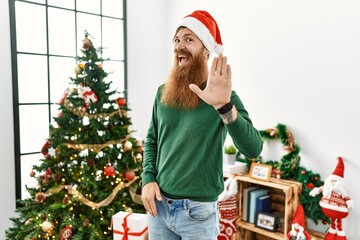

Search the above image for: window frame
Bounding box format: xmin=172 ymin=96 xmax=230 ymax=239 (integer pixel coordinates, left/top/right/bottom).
xmin=8 ymin=0 xmax=128 ymax=201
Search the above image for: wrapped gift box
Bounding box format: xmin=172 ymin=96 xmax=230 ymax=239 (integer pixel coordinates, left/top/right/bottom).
xmin=113 ymin=211 xmax=148 ymax=240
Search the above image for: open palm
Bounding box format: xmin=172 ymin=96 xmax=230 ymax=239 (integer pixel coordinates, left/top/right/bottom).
xmin=189 ymin=54 xmax=232 ymax=108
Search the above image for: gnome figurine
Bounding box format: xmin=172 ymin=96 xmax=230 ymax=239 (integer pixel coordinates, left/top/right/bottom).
xmin=286 ymin=204 xmax=315 ymax=240
xmin=309 ymin=157 xmax=354 ymax=240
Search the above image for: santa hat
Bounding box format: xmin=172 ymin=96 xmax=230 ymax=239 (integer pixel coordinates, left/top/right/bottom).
xmin=331 ymin=156 xmax=345 ymax=180
xmin=292 ymin=204 xmax=306 ymax=229
xmin=178 ymin=10 xmax=224 ymax=56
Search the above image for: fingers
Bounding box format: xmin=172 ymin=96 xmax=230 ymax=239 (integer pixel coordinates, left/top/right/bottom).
xmin=210 ymin=54 xmax=230 ymax=78
xmin=141 ymin=182 xmax=161 ymax=217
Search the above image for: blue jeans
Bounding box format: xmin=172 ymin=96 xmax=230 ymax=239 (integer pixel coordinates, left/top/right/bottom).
xmin=147 ymin=194 xmax=219 ymax=240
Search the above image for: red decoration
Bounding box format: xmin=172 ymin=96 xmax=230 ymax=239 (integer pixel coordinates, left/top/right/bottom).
xmin=60 ymin=225 xmax=72 ymax=240
xmin=35 ymin=192 xmax=46 ymax=204
xmin=117 ymin=97 xmax=126 ymax=107
xmin=41 ymin=141 xmax=50 ymax=156
xmin=286 ymin=204 xmax=313 ymax=240
xmin=104 ymin=165 xmax=115 ymax=177
xmin=301 ymin=170 xmax=306 ymax=175
xmin=309 ymin=157 xmax=354 ymax=239
xmin=81 ymin=86 xmax=98 ymax=104
xmin=218 ymin=177 xmax=238 ymax=240
xmin=124 ymin=170 xmax=135 ymax=181
xmin=306 ymin=182 xmax=315 ymax=189
xmin=43 ymin=169 xmax=52 ymax=183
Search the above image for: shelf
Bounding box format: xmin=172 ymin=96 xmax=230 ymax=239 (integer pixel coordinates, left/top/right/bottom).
xmin=236 ymin=220 xmax=284 ymax=240
xmin=231 ymin=173 xmax=302 ymax=239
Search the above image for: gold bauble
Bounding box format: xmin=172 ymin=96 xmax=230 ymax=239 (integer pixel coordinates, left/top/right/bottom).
xmin=41 ymin=220 xmax=53 ymax=232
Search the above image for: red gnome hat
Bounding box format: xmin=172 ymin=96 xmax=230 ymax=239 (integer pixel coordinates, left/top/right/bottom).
xmin=331 ymin=156 xmax=345 ymax=180
xmin=178 ymin=10 xmax=224 ymax=56
xmin=292 ymin=204 xmax=306 ymax=228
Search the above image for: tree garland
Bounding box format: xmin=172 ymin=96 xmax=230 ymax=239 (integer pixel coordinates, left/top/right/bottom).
xmin=237 ymin=123 xmax=329 ymax=225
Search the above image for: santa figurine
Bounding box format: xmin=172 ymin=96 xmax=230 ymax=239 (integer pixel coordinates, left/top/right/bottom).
xmin=286 ymin=204 xmax=315 ymax=240
xmin=309 ymin=156 xmax=354 ymax=240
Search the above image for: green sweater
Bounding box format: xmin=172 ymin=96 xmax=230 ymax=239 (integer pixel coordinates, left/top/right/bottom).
xmin=141 ymin=86 xmax=263 ymax=202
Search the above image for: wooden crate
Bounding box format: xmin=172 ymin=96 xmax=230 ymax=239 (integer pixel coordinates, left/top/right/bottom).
xmin=233 ymin=174 xmax=302 ymax=240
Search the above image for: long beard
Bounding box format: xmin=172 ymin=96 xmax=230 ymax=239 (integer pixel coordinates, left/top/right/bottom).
xmin=161 ymin=50 xmax=208 ymax=109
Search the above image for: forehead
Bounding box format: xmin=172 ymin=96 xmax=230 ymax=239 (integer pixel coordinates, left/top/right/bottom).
xmin=174 ymin=27 xmax=200 ymax=40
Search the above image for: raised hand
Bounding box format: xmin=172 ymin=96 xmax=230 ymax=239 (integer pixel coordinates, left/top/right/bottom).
xmin=189 ymin=54 xmax=232 ymax=109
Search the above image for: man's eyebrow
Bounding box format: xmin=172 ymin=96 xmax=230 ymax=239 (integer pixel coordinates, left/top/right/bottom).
xmin=174 ymin=33 xmax=196 ymax=39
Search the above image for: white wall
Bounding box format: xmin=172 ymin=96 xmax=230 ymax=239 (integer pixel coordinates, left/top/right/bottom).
xmin=0 ymin=0 xmax=16 ymax=239
xmin=128 ymin=0 xmax=360 ymax=238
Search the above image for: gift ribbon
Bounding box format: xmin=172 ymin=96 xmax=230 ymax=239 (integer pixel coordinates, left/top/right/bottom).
xmin=113 ymin=212 xmax=148 ymax=240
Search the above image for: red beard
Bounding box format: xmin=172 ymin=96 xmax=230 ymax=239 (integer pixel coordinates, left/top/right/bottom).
xmin=161 ymin=49 xmax=208 ymax=109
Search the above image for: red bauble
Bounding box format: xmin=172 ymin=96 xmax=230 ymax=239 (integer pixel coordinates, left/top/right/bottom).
xmin=301 ymin=170 xmax=306 ymax=175
xmin=306 ymin=182 xmax=315 ymax=189
xmin=117 ymin=97 xmax=126 ymax=107
xmin=104 ymin=165 xmax=115 ymax=177
xmin=124 ymin=170 xmax=135 ymax=181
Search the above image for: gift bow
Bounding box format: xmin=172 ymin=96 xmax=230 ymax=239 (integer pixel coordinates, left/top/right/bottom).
xmin=113 ymin=212 xmax=148 ymax=240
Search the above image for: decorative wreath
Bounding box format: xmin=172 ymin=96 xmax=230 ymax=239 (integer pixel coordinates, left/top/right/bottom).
xmin=237 ymin=123 xmax=301 ymax=179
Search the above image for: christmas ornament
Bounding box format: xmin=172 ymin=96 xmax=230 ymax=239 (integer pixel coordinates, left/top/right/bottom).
xmin=43 ymin=169 xmax=52 ymax=183
xmin=24 ymin=219 xmax=32 ymax=225
xmin=82 ymin=37 xmax=91 ymax=50
xmin=82 ymin=218 xmax=90 ymax=227
xmin=41 ymin=220 xmax=53 ymax=233
xmin=286 ymin=204 xmax=315 ymax=240
xmin=117 ymin=97 xmax=126 ymax=107
xmin=41 ymin=140 xmax=50 ymax=156
xmin=60 ymin=225 xmax=72 ymax=240
xmin=35 ymin=192 xmax=46 ymax=204
xmin=124 ymin=170 xmax=135 ymax=181
xmin=79 ymin=86 xmax=98 ymax=105
xmin=309 ymin=157 xmax=354 ymax=240
xmin=87 ymin=158 xmax=95 ymax=167
xmin=74 ymin=64 xmax=83 ymax=75
xmin=306 ymin=182 xmax=315 ymax=189
xmin=135 ymin=153 xmax=143 ymax=162
xmin=104 ymin=165 xmax=115 ymax=177
xmin=123 ymin=140 xmax=133 ymax=151
xmin=62 ymin=196 xmax=71 ymax=204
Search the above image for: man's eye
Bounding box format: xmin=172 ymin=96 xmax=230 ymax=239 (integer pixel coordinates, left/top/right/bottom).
xmin=186 ymin=38 xmax=193 ymax=42
xmin=173 ymin=39 xmax=180 ymax=44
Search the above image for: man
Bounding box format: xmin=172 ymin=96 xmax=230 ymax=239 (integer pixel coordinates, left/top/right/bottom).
xmin=141 ymin=10 xmax=263 ymax=239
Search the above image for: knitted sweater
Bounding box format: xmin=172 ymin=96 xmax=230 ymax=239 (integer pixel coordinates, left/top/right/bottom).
xmin=141 ymin=85 xmax=263 ymax=202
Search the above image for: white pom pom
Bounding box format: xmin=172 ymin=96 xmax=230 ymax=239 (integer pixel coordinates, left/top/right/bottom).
xmin=214 ymin=44 xmax=224 ymax=54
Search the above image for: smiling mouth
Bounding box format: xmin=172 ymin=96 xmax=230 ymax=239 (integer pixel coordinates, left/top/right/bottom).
xmin=178 ymin=55 xmax=190 ymax=65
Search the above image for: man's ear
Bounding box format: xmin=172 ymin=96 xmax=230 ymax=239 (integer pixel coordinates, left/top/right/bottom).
xmin=203 ymin=49 xmax=210 ymax=58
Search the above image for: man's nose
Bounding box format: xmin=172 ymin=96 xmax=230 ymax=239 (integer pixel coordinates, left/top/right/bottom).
xmin=175 ymin=41 xmax=186 ymax=51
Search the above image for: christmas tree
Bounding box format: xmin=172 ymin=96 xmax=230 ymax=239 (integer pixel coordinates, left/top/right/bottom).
xmin=6 ymin=31 xmax=145 ymax=240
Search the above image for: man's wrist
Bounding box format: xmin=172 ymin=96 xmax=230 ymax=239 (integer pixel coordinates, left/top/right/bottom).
xmin=216 ymin=101 xmax=233 ymax=114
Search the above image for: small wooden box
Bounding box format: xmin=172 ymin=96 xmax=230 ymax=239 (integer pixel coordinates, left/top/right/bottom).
xmin=234 ymin=174 xmax=302 ymax=240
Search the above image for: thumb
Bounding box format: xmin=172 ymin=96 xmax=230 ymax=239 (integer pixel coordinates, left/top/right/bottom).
xmin=189 ymin=84 xmax=203 ymax=97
